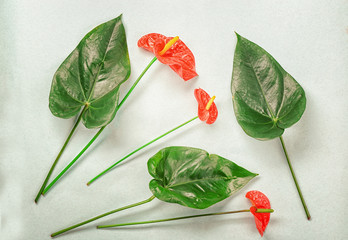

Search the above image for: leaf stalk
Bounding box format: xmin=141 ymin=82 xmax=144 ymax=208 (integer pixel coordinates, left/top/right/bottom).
xmin=42 ymin=126 xmax=104 ymax=195
xmin=51 ymin=195 xmax=155 ymax=238
xmin=279 ymin=136 xmax=311 ymax=220
xmin=34 ymin=105 xmax=88 ymax=203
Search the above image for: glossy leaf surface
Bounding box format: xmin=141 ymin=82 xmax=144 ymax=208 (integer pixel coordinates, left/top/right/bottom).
xmin=49 ymin=15 xmax=131 ymax=129
xmin=231 ymin=33 xmax=306 ymax=140
xmin=148 ymin=146 xmax=257 ymax=209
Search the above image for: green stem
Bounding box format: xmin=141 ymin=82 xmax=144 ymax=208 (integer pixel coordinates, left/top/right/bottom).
xmin=42 ymin=57 xmax=158 ymax=195
xmin=279 ymin=136 xmax=311 ymax=220
xmin=34 ymin=105 xmax=87 ymax=203
xmin=42 ymin=127 xmax=104 ymax=195
xmin=87 ymin=116 xmax=199 ymax=185
xmin=97 ymin=208 xmax=274 ymax=228
xmin=51 ymin=195 xmax=155 ymax=238
xmin=118 ymin=56 xmax=157 ymax=110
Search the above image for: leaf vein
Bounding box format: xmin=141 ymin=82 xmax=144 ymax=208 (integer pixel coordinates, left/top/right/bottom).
xmin=56 ymin=78 xmax=85 ymax=105
xmin=234 ymin=91 xmax=272 ymax=120
xmin=86 ymin=21 xmax=118 ymax=103
xmin=165 ymin=176 xmax=234 ymax=189
xmin=242 ymin=48 xmax=276 ymax=119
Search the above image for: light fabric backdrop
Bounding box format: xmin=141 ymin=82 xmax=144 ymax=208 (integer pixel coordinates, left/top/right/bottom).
xmin=1 ymin=0 xmax=347 ymax=239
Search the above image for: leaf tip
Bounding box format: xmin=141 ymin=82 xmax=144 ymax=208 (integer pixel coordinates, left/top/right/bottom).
xmin=234 ymin=31 xmax=241 ymax=39
xmin=112 ymin=13 xmax=123 ymax=23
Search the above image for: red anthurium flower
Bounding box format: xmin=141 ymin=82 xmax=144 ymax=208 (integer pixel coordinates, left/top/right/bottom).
xmin=194 ymin=88 xmax=218 ymax=124
xmin=138 ymin=33 xmax=198 ymax=81
xmin=246 ymin=190 xmax=271 ymax=237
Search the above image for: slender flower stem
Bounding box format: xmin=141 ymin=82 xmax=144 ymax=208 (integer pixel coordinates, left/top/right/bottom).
xmin=279 ymin=136 xmax=311 ymax=220
xmin=51 ymin=195 xmax=155 ymax=238
xmin=87 ymin=116 xmax=199 ymax=185
xmin=118 ymin=56 xmax=157 ymax=110
xmin=97 ymin=208 xmax=274 ymax=228
xmin=34 ymin=105 xmax=88 ymax=203
xmin=42 ymin=127 xmax=104 ymax=195
xmin=42 ymin=57 xmax=158 ymax=196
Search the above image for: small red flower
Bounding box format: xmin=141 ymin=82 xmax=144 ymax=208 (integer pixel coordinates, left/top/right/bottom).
xmin=138 ymin=33 xmax=198 ymax=81
xmin=246 ymin=190 xmax=271 ymax=237
xmin=194 ymin=88 xmax=218 ymax=124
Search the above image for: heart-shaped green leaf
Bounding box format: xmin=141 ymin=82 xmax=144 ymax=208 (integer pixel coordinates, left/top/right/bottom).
xmin=148 ymin=146 xmax=257 ymax=209
xmin=49 ymin=15 xmax=131 ymax=129
xmin=231 ymin=33 xmax=306 ymax=140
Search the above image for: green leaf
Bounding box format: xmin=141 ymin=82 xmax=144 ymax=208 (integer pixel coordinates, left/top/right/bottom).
xmin=148 ymin=146 xmax=257 ymax=209
xmin=49 ymin=15 xmax=131 ymax=129
xmin=231 ymin=33 xmax=306 ymax=140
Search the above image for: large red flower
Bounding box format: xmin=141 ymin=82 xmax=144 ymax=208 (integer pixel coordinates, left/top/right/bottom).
xmin=138 ymin=33 xmax=198 ymax=81
xmin=246 ymin=190 xmax=271 ymax=237
xmin=194 ymin=88 xmax=218 ymax=124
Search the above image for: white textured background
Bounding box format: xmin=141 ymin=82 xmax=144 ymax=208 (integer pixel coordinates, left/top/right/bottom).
xmin=1 ymin=0 xmax=347 ymax=239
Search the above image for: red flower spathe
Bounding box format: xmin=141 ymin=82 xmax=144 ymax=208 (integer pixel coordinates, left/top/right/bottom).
xmin=138 ymin=33 xmax=198 ymax=81
xmin=246 ymin=190 xmax=271 ymax=237
xmin=194 ymin=88 xmax=218 ymax=124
